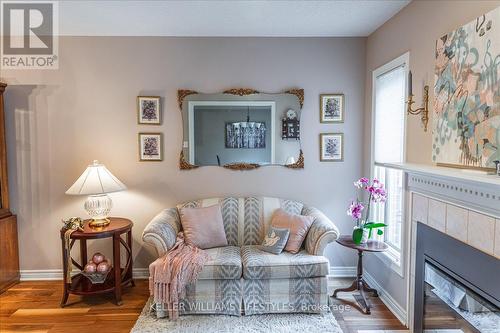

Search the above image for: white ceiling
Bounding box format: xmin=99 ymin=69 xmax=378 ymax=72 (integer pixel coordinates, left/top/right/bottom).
xmin=59 ymin=0 xmax=411 ymax=37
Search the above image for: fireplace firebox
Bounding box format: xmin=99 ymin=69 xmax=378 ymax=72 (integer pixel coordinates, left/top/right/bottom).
xmin=414 ymin=223 xmax=499 ymax=333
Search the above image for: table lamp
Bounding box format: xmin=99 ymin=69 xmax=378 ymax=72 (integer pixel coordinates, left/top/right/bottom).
xmin=66 ymin=160 xmax=127 ymax=227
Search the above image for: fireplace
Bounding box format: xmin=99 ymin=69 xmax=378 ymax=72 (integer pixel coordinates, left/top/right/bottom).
xmin=414 ymin=223 xmax=499 ymax=332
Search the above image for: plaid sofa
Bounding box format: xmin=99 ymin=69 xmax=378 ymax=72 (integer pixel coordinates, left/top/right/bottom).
xmin=142 ymin=197 xmax=339 ymax=317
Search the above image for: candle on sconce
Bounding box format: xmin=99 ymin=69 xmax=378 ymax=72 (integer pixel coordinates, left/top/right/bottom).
xmin=408 ymin=70 xmax=413 ymax=96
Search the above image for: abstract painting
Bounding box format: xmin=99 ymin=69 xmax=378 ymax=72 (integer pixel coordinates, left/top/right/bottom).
xmin=433 ymin=7 xmax=500 ymax=169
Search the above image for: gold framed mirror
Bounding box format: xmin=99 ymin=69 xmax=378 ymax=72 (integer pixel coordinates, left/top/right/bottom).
xmin=178 ymin=88 xmax=304 ymax=170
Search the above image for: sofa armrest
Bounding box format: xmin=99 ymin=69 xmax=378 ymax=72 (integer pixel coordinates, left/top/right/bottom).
xmin=303 ymin=206 xmax=340 ymax=256
xmin=142 ymin=208 xmax=181 ymax=257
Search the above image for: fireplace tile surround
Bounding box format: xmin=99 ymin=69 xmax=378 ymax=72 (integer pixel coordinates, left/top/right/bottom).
xmin=412 ymin=193 xmax=499 ymax=258
xmin=384 ymin=163 xmax=500 ymax=331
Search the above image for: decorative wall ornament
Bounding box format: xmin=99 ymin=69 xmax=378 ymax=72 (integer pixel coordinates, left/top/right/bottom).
xmin=223 ymin=88 xmax=260 ymax=96
xmin=433 ymin=7 xmax=500 ymax=170
xmin=222 ymin=162 xmax=261 ymax=170
xmin=320 ymin=94 xmax=344 ymax=123
xmin=285 ymin=150 xmax=304 ymax=169
xmin=177 ymin=89 xmax=198 ymax=109
xmin=179 ymin=151 xmax=199 ymax=170
xmin=285 ymin=89 xmax=304 ymax=108
xmin=406 ymin=71 xmax=429 ymax=131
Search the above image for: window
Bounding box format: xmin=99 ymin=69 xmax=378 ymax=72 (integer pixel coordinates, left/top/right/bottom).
xmin=371 ymin=53 xmax=408 ymax=271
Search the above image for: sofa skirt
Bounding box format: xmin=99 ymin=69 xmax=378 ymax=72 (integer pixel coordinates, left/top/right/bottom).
xmin=154 ymin=279 xmax=243 ymax=318
xmin=243 ymin=277 xmax=329 ymax=315
xmin=153 ymin=276 xmax=329 ymax=318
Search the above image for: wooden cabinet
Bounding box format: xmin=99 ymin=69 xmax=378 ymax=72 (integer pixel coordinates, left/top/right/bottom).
xmin=0 ymin=215 xmax=19 ymax=292
xmin=0 ymin=82 xmax=19 ymax=293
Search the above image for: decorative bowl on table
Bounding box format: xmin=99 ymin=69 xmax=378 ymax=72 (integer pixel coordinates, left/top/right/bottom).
xmin=82 ymin=253 xmax=112 ymax=284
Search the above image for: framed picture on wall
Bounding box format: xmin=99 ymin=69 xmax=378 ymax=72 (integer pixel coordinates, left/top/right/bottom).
xmin=137 ymin=96 xmax=161 ymax=125
xmin=139 ymin=133 xmax=163 ymax=161
xmin=319 ymin=133 xmax=343 ymax=162
xmin=320 ymin=94 xmax=344 ymax=123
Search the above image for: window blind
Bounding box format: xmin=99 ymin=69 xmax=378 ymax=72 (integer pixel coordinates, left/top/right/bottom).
xmin=374 ymin=65 xmax=406 ymax=164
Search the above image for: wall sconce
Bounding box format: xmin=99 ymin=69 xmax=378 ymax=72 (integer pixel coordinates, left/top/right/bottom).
xmin=406 ymin=71 xmax=429 ymax=131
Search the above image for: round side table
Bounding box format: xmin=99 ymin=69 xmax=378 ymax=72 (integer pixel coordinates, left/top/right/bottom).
xmin=332 ymin=234 xmax=388 ymax=314
xmin=60 ymin=217 xmax=134 ymax=307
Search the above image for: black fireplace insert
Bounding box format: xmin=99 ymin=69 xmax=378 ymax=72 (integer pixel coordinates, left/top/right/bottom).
xmin=414 ymin=223 xmax=500 ymax=333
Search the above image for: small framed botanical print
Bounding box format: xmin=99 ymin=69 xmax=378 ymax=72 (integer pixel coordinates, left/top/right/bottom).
xmin=320 ymin=133 xmax=343 ymax=162
xmin=137 ymin=96 xmax=161 ymax=125
xmin=139 ymin=133 xmax=163 ymax=161
xmin=320 ymin=94 xmax=344 ymax=123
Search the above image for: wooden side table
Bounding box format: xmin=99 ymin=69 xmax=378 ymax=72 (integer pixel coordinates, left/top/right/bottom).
xmin=60 ymin=217 xmax=134 ymax=307
xmin=332 ymin=235 xmax=388 ymax=314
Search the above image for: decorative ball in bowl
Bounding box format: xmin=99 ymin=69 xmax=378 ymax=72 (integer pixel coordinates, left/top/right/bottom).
xmin=92 ymin=252 xmax=105 ymax=265
xmin=82 ymin=253 xmax=112 ymax=284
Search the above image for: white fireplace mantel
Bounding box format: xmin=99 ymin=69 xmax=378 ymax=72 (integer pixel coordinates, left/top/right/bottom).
xmin=384 ymin=162 xmax=500 ymax=218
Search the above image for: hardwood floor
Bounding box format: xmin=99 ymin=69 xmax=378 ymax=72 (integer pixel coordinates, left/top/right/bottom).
xmin=0 ymin=280 xmax=149 ymax=333
xmin=329 ymin=279 xmax=408 ymax=333
xmin=0 ymin=278 xmax=407 ymax=333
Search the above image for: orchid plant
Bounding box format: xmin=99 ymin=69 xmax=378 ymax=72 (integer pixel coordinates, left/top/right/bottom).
xmin=347 ymin=177 xmax=388 ymax=243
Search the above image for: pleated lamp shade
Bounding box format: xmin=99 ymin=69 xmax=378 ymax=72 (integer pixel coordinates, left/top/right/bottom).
xmin=66 ymin=160 xmax=127 ymax=195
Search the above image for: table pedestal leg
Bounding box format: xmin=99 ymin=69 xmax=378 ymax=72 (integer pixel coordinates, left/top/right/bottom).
xmin=60 ymin=235 xmax=69 ymax=307
xmin=332 ymin=250 xmax=378 ymax=314
xmin=113 ymin=233 xmax=122 ymax=305
xmin=127 ymin=230 xmax=135 ymax=287
xmin=332 ymin=279 xmax=357 ymax=297
xmin=361 ymin=278 xmax=378 ymax=297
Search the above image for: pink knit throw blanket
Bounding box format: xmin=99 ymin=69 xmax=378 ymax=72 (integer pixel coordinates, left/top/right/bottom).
xmin=149 ymin=232 xmax=210 ymax=320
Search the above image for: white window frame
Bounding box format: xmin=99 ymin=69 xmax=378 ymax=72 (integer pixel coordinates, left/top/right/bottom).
xmin=370 ymin=52 xmax=410 ymax=277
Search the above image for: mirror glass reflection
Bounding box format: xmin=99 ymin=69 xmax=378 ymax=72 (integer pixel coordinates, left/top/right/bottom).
xmin=180 ymin=91 xmax=303 ymax=168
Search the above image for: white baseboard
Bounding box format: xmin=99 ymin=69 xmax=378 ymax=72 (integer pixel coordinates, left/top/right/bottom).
xmin=20 ymin=269 xmax=64 ymax=281
xmin=20 ymin=268 xmax=150 ymax=281
xmin=21 ymin=267 xmax=355 ymax=281
xmin=132 ymin=268 xmax=149 ymax=279
xmin=328 ymin=266 xmax=356 ymax=278
xmin=363 ymin=271 xmax=407 ymax=326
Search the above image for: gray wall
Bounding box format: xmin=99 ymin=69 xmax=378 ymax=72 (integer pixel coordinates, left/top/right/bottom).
xmin=1 ymin=36 xmax=366 ymax=271
xmin=194 ymin=106 xmax=272 ymax=165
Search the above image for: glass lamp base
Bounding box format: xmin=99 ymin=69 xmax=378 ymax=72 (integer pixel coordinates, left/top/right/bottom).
xmin=85 ymin=194 xmax=113 ymax=227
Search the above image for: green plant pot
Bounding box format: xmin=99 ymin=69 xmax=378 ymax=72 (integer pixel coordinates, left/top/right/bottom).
xmin=352 ymin=227 xmax=369 ymax=245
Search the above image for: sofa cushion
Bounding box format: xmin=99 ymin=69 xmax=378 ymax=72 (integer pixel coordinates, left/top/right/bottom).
xmin=198 ymin=246 xmax=242 ymax=280
xmin=259 ymin=226 xmax=290 ymax=255
xmin=179 ymin=204 xmax=228 ymax=249
xmin=270 ymin=208 xmax=314 ymax=254
xmin=241 ymin=245 xmax=329 ymax=280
